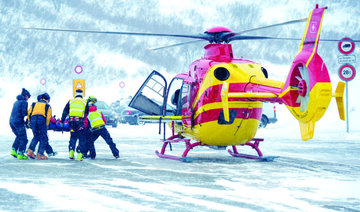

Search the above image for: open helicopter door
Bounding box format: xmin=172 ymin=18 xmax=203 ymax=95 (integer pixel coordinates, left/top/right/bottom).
xmin=128 ymin=70 xmax=167 ymax=115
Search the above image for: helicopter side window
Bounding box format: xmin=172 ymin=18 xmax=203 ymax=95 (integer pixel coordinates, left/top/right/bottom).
xmin=181 ymin=83 xmax=190 ymax=109
xmin=165 ymin=78 xmax=184 ymax=116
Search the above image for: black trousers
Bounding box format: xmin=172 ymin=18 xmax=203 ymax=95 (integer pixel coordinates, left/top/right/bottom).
xmin=87 ymin=127 xmax=119 ymax=158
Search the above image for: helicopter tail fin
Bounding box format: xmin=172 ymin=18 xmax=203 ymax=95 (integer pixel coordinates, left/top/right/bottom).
xmin=279 ymin=5 xmax=334 ymax=141
xmin=333 ymin=81 xmax=346 ymax=121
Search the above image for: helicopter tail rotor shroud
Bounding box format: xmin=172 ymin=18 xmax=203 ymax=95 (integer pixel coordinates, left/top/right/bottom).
xmin=280 ymin=5 xmax=332 ymax=141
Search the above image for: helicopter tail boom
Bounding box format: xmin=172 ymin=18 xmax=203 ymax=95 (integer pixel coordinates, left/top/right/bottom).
xmin=279 ymin=5 xmax=338 ymax=141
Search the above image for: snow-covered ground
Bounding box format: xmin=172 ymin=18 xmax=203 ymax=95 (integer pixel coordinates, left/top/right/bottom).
xmin=0 ymin=122 xmax=359 ymax=211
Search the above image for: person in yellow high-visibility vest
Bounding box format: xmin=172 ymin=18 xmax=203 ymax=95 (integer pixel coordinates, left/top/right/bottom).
xmin=84 ymin=96 xmax=119 ymax=159
xmin=26 ymin=93 xmax=57 ymax=160
xmin=61 ymin=89 xmax=89 ymax=161
xmin=26 ymin=93 xmax=54 ymax=160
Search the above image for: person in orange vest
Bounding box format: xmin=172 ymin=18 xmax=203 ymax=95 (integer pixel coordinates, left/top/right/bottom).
xmin=26 ymin=93 xmax=57 ymax=159
xmin=26 ymin=93 xmax=53 ymax=160
xmin=61 ymin=89 xmax=89 ymax=161
xmin=84 ymin=96 xmax=119 ymax=159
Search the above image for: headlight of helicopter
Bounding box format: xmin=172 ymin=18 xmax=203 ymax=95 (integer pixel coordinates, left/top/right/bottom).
xmin=214 ymin=67 xmax=230 ymax=81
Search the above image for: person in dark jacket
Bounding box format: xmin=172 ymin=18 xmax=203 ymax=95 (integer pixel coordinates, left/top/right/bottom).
xmin=27 ymin=93 xmax=53 ymax=160
xmin=61 ymin=89 xmax=89 ymax=161
xmin=9 ymin=88 xmax=31 ymax=159
xmin=26 ymin=93 xmax=57 ymax=159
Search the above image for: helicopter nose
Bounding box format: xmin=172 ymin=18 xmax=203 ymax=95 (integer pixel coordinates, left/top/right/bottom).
xmin=214 ymin=67 xmax=230 ymax=81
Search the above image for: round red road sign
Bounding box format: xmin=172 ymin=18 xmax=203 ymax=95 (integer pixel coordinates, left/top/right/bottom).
xmin=338 ymin=64 xmax=356 ymax=82
xmin=338 ymin=38 xmax=355 ymax=55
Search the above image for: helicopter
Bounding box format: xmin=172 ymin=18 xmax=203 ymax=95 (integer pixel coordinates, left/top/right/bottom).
xmin=127 ymin=4 xmax=349 ymax=161
xmin=25 ymin=4 xmax=358 ymax=162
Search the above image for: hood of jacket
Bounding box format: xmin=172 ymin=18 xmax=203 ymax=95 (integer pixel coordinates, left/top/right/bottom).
xmin=16 ymin=95 xmax=26 ymax=101
xmin=89 ymin=106 xmax=97 ymax=112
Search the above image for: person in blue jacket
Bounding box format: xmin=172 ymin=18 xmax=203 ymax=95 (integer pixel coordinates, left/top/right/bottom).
xmin=9 ymin=88 xmax=31 ymax=159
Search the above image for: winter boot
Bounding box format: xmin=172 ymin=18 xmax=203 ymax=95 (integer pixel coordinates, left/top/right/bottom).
xmin=36 ymin=153 xmax=48 ymax=160
xmin=26 ymin=149 xmax=36 ymax=159
xmin=69 ymin=150 xmax=75 ymax=160
xmin=48 ymin=152 xmax=58 ymax=157
xmin=77 ymin=153 xmax=83 ymax=161
xmin=10 ymin=148 xmax=18 ymax=158
xmin=17 ymin=151 xmax=28 ymax=160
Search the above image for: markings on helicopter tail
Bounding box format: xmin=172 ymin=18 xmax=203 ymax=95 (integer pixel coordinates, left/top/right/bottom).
xmin=310 ymin=22 xmax=317 ymax=33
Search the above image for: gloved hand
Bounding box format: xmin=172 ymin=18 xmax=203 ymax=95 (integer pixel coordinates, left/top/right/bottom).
xmin=26 ymin=121 xmax=31 ymax=129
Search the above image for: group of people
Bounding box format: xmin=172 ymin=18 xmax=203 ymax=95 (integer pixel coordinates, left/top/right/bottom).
xmin=9 ymin=88 xmax=120 ymax=161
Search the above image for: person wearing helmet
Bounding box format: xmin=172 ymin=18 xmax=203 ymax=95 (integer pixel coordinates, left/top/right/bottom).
xmin=84 ymin=96 xmax=119 ymax=159
xmin=26 ymin=93 xmax=53 ymax=160
xmin=61 ymin=89 xmax=89 ymax=161
xmin=9 ymin=88 xmax=31 ymax=159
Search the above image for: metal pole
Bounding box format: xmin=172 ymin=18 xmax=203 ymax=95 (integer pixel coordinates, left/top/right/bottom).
xmin=346 ymin=81 xmax=349 ymax=133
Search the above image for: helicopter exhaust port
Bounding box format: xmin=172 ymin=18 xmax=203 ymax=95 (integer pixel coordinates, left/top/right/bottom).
xmin=214 ymin=67 xmax=230 ymax=81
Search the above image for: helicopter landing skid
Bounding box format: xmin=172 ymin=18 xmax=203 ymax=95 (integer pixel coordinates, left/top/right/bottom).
xmin=155 ymin=135 xmax=201 ymax=162
xmin=228 ymin=138 xmax=277 ymax=161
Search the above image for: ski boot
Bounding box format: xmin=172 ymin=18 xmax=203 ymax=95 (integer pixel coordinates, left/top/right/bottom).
xmin=10 ymin=148 xmax=18 ymax=158
xmin=26 ymin=149 xmax=36 ymax=159
xmin=77 ymin=153 xmax=83 ymax=161
xmin=69 ymin=150 xmax=75 ymax=160
xmin=37 ymin=153 xmax=48 ymax=160
xmin=17 ymin=151 xmax=29 ymax=160
xmin=48 ymin=152 xmax=58 ymax=157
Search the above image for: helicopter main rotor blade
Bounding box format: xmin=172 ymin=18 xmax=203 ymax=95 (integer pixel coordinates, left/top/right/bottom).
xmin=228 ymin=35 xmax=302 ymax=42
xmin=23 ymin=27 xmax=210 ymax=41
xmin=232 ymin=17 xmax=307 ymax=35
xmin=150 ymin=40 xmax=205 ymax=51
xmin=317 ymin=38 xmax=360 ymax=43
xmin=229 ymin=35 xmax=360 ymax=43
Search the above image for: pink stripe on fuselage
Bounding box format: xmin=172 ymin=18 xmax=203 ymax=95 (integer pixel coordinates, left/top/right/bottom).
xmin=194 ymin=107 xmax=262 ymax=125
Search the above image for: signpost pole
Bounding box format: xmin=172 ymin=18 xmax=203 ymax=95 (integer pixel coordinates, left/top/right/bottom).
xmin=338 ymin=37 xmax=356 ymax=133
xmin=346 ymin=81 xmax=349 ymax=133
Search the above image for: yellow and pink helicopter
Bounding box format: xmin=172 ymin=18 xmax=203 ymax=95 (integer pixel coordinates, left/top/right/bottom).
xmin=127 ymin=4 xmax=348 ymax=161
xmin=26 ymin=4 xmax=357 ymax=161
